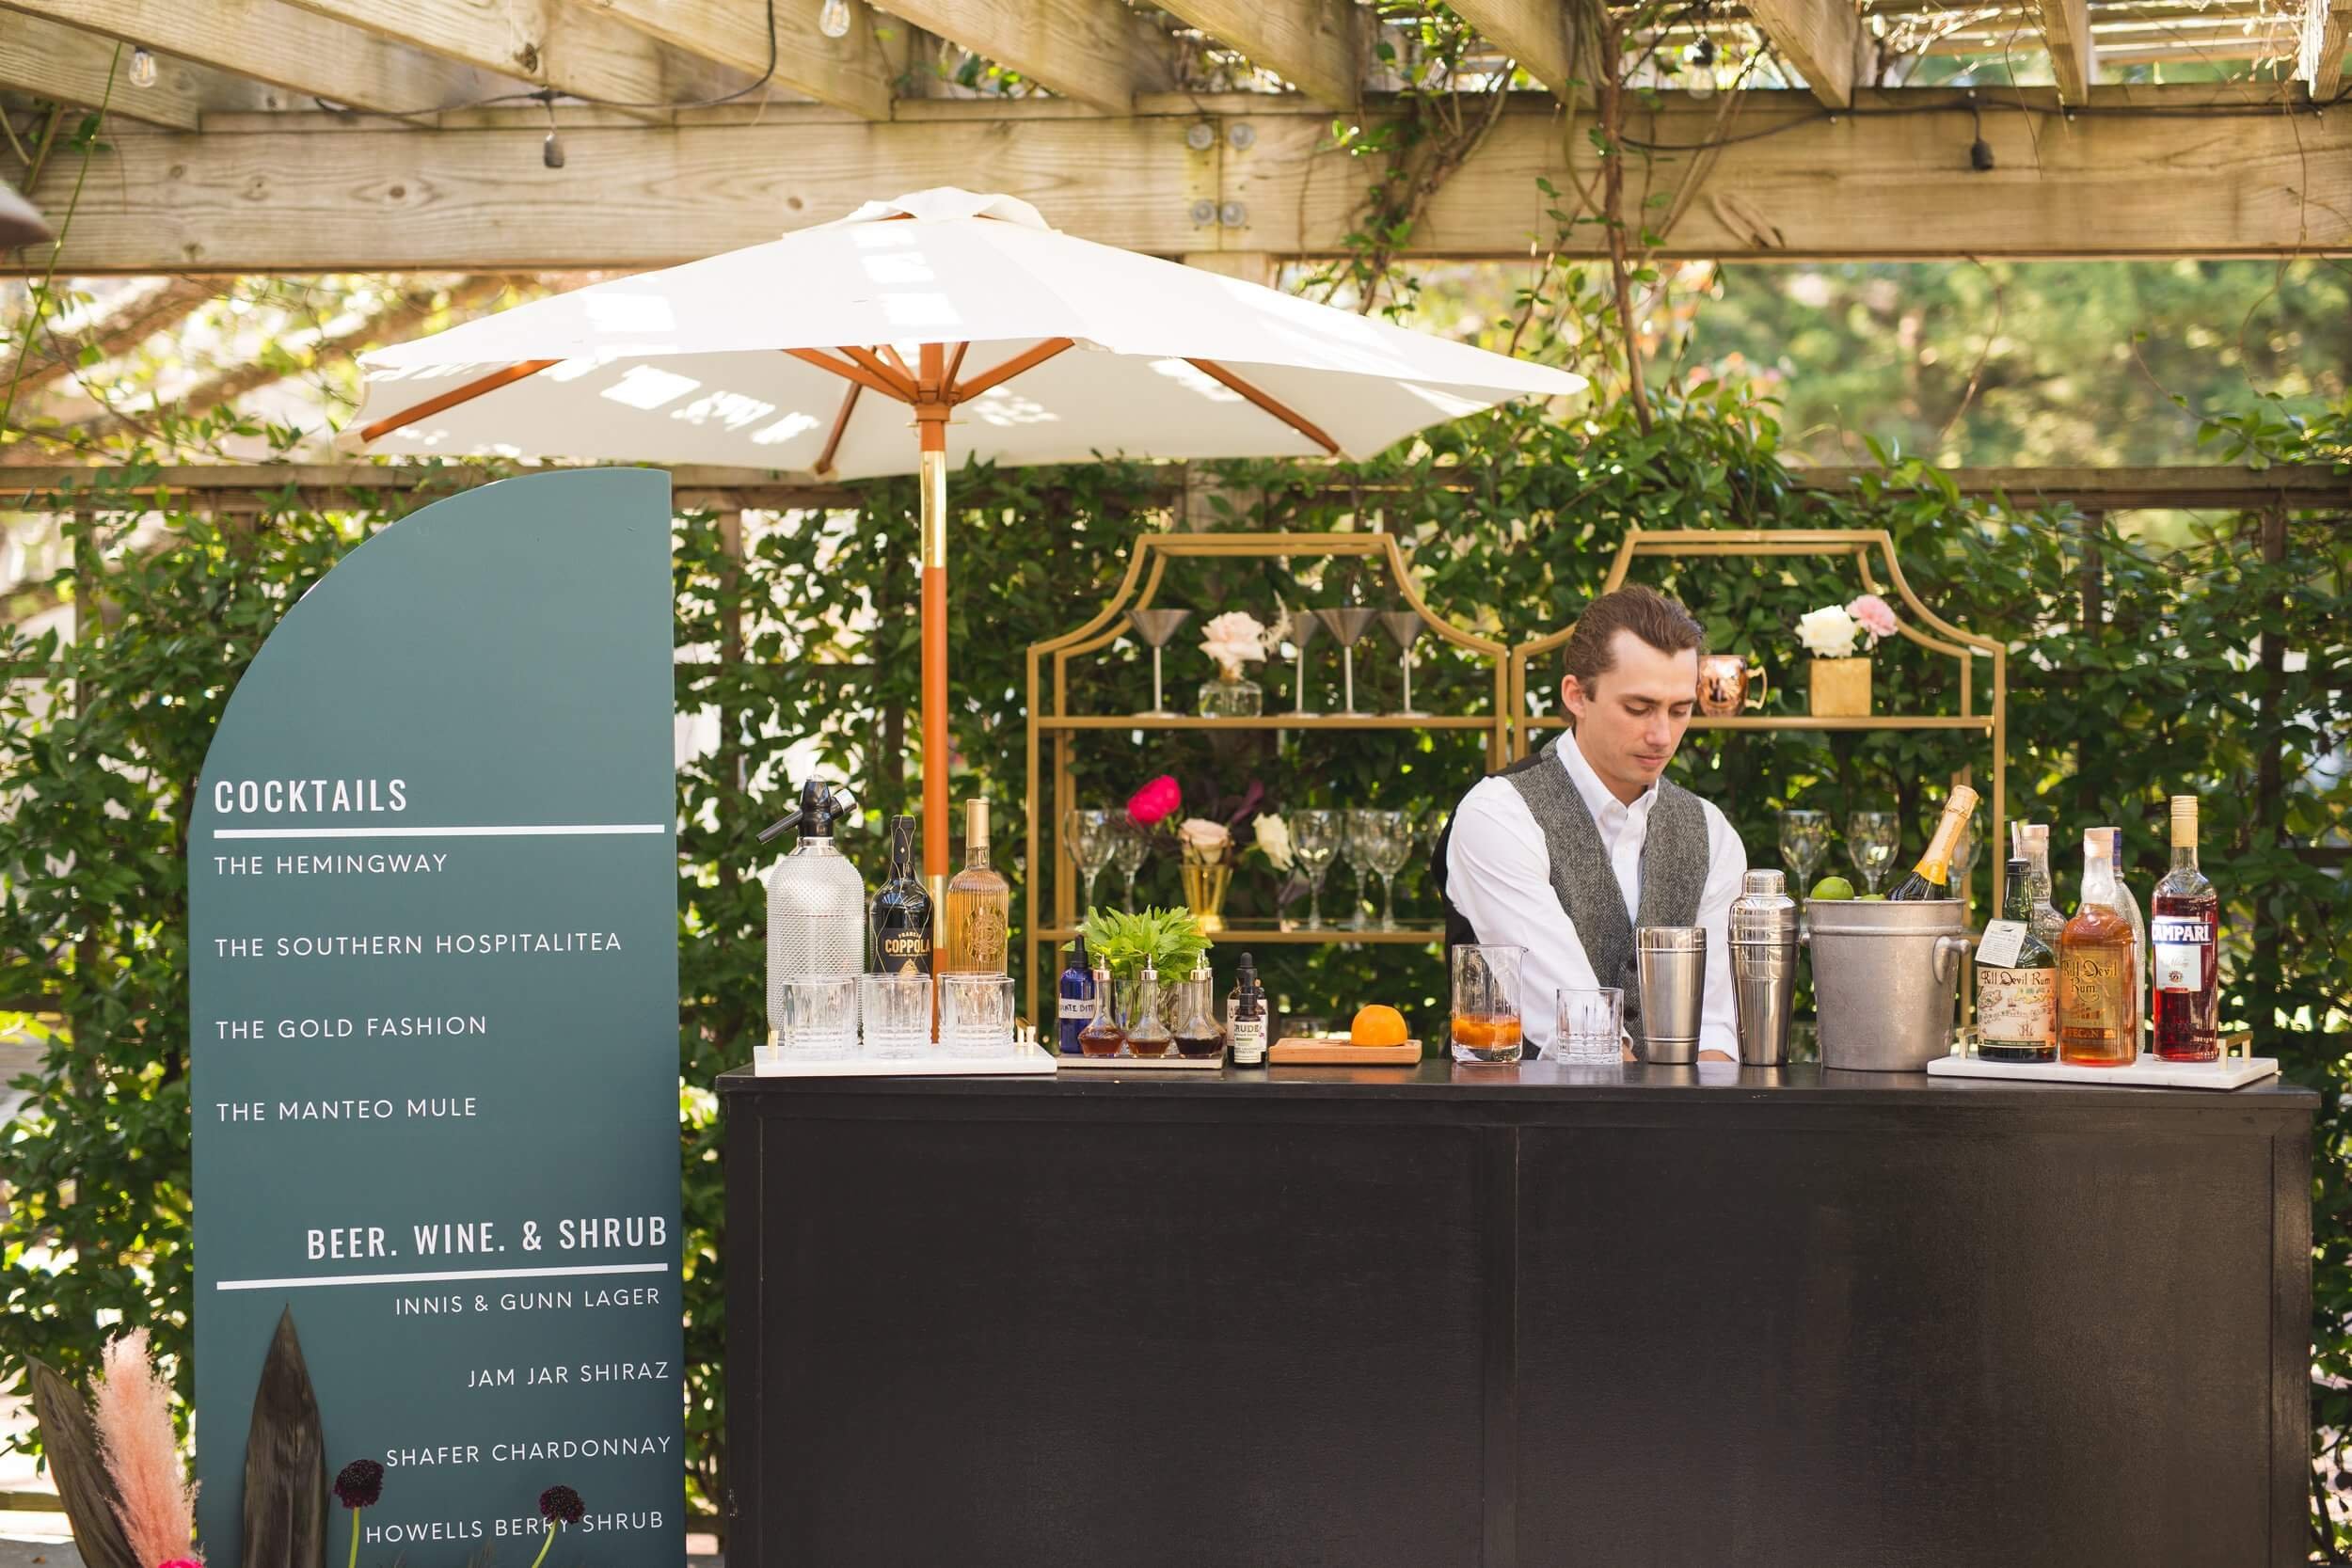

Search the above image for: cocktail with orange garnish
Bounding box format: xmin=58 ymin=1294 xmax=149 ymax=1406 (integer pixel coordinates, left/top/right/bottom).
xmin=1450 ymin=944 xmax=1526 ymax=1065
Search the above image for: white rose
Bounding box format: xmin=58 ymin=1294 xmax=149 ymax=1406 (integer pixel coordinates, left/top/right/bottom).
xmin=1200 ymin=610 xmax=1268 ymax=673
xmin=1796 ymin=605 xmax=1862 ymax=659
xmin=1178 ymin=816 xmax=1232 ymax=856
xmin=1252 ymin=812 xmax=1295 ymax=871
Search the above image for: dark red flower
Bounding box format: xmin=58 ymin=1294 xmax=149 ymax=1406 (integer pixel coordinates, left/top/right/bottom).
xmin=539 ymin=1484 xmax=585 ymax=1525
xmin=333 ymin=1459 xmax=384 ymax=1510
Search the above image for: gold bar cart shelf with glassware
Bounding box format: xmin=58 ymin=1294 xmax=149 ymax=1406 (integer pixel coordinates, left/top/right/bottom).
xmin=1023 ymin=531 xmax=1513 ymax=1025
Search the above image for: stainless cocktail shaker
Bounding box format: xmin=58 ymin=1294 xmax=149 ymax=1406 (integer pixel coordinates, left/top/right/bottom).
xmin=1635 ymin=926 xmax=1707 ymax=1063
xmin=1729 ymin=870 xmax=1799 ymax=1066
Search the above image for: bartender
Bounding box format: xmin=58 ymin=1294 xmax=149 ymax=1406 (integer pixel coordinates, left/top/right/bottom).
xmin=1434 ymin=585 xmax=1746 ymax=1060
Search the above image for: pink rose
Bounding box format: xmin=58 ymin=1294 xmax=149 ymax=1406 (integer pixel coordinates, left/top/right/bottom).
xmin=1846 ymin=594 xmax=1899 ymax=642
xmin=1126 ymin=774 xmax=1182 ymax=828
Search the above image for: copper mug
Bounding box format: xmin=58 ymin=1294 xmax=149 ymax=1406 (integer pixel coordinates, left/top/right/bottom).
xmin=1696 ymin=654 xmax=1768 ymax=716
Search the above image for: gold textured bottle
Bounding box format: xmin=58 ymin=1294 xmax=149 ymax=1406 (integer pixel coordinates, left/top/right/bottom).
xmin=942 ymin=799 xmax=1011 ymax=975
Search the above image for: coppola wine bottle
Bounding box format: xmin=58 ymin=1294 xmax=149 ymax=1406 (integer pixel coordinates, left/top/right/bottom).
xmin=869 ymin=815 xmax=931 ymax=977
xmin=2152 ymin=794 xmax=2220 ymax=1061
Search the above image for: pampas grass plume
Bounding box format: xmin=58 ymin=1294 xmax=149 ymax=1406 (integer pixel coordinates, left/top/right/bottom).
xmin=93 ymin=1328 xmax=200 ymax=1567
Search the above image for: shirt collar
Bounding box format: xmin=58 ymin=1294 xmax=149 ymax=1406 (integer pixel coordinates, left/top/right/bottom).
xmin=1556 ymin=730 xmax=1655 ymax=829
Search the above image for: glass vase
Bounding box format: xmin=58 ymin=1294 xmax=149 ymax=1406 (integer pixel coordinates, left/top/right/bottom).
xmin=1198 ymin=671 xmax=1263 ymax=718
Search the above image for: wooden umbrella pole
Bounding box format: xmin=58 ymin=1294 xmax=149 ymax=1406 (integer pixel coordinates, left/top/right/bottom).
xmin=917 ymin=343 xmax=952 ymax=897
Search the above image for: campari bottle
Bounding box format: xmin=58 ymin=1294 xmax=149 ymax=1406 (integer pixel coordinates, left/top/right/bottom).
xmin=2151 ymin=794 xmax=2221 ymax=1062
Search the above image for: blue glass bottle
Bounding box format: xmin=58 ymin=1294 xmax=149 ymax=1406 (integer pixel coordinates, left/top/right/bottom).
xmin=1056 ymin=938 xmax=1095 ymax=1055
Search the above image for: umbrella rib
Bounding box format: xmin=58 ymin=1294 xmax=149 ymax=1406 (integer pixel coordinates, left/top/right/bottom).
xmin=1184 ymin=358 xmax=1341 ymax=456
xmin=815 ymin=379 xmax=862 ymax=478
xmin=839 ymin=345 xmax=920 ymax=400
xmin=950 ymin=337 xmax=1074 ymax=404
xmin=944 ymin=341 xmax=970 ymax=390
xmin=786 ymin=347 xmax=915 ymax=403
xmin=357 ymin=358 xmax=563 ymax=444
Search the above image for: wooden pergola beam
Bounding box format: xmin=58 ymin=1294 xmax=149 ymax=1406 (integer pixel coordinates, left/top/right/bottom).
xmin=1743 ymin=0 xmax=1865 ymax=107
xmin=14 ymin=88 xmax=2349 ymax=273
xmin=575 ymin=0 xmax=894 ymax=119
xmin=264 ymin=0 xmax=748 ymax=119
xmin=0 ymin=16 xmax=202 ymax=128
xmin=1155 ymin=0 xmax=1362 ymax=108
xmin=881 ymin=0 xmax=1177 ymax=113
xmin=0 ymin=0 xmax=511 ymax=116
xmin=2035 ymin=0 xmax=2099 ymax=102
xmin=6 ymin=463 xmax=2346 ymax=516
xmin=1448 ymin=0 xmax=1580 ymax=98
xmin=2306 ymin=0 xmax=2350 ymax=100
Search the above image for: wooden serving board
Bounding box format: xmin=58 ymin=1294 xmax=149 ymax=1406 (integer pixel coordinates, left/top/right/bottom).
xmin=1269 ymin=1036 xmax=1423 ymax=1065
xmin=1057 ymin=1049 xmax=1225 ymax=1070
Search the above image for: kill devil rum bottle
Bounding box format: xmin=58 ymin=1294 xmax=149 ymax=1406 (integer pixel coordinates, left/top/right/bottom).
xmin=2152 ymin=793 xmax=2221 ymax=1061
xmin=2058 ymin=828 xmax=2138 ymax=1067
xmin=869 ymin=815 xmax=932 ymax=977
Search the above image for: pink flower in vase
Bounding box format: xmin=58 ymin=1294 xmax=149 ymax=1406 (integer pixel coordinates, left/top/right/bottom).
xmin=1127 ymin=775 xmax=1182 ymax=828
xmin=1846 ymin=594 xmax=1899 ymax=645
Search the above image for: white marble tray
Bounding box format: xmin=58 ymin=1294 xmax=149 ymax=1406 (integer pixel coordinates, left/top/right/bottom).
xmin=753 ymin=1042 xmax=1059 ymax=1078
xmin=1927 ymin=1051 xmax=2278 ymax=1090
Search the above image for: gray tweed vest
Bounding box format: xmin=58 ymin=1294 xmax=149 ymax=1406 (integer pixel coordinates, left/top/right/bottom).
xmin=1434 ymin=737 xmax=1710 ymax=1055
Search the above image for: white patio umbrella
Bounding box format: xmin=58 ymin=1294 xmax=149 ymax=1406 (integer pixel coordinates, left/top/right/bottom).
xmin=351 ymin=187 xmax=1583 ymax=886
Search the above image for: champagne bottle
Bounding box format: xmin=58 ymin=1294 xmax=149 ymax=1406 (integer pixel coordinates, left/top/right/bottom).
xmin=1886 ymin=784 xmax=1979 ymax=901
xmin=868 ymin=815 xmax=932 ymax=977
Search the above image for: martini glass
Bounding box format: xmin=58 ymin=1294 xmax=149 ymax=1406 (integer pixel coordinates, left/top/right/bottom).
xmin=1283 ymin=609 xmax=1324 ymax=717
xmin=1126 ymin=608 xmax=1192 ymax=718
xmin=1317 ymin=608 xmax=1381 ymax=716
xmin=1377 ymin=610 xmax=1430 ymax=717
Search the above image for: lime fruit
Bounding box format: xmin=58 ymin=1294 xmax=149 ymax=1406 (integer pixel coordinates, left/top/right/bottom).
xmin=1809 ymin=876 xmax=1855 ymax=900
xmin=1855 ymin=893 xmax=1885 ymax=901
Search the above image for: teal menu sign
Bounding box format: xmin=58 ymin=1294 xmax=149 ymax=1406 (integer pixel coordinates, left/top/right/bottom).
xmin=190 ymin=469 xmax=683 ymax=1565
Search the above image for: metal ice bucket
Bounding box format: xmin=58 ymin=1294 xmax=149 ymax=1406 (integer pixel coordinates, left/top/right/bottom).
xmin=1803 ymin=899 xmax=1973 ymax=1071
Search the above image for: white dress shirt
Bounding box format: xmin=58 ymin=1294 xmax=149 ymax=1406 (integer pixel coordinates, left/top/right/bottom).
xmin=1446 ymin=734 xmax=1747 ymax=1057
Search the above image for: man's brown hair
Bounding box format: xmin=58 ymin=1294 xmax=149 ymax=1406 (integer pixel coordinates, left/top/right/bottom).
xmin=1562 ymin=584 xmax=1706 ymax=687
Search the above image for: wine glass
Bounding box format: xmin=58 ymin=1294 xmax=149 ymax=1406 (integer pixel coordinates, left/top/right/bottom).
xmin=1945 ymin=805 xmax=1981 ymax=912
xmin=1364 ymin=809 xmax=1415 ymax=929
xmin=1376 ymin=610 xmax=1429 ymax=717
xmin=1317 ymin=609 xmax=1380 ymax=716
xmin=1108 ymin=818 xmax=1150 ymax=911
xmin=1846 ymin=810 xmax=1899 ymax=895
xmin=1291 ymin=809 xmax=1343 ymax=929
xmin=1066 ymin=808 xmax=1119 ymax=916
xmin=1343 ymin=808 xmax=1386 ymax=929
xmin=1779 ymin=809 xmax=1831 ymax=893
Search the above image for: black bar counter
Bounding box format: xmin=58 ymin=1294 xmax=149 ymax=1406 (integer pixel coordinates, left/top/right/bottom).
xmin=718 ymin=1061 xmax=2315 ymax=1568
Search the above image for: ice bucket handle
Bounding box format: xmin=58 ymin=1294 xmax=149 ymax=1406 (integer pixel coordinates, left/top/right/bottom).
xmin=1932 ymin=933 xmax=1970 ymax=984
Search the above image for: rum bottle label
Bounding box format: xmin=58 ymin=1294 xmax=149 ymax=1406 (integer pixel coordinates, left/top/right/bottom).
xmin=2058 ymin=948 xmax=2129 ymax=1033
xmin=1978 ymin=965 xmax=2055 ymax=1050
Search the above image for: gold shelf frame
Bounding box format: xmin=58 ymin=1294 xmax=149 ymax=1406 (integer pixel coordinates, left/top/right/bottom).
xmin=1023 ymin=531 xmax=1510 ymax=1024
xmin=1504 ymin=528 xmax=2010 ymax=911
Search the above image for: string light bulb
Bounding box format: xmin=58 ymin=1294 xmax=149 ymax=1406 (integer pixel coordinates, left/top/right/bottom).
xmin=1685 ymin=35 xmax=1717 ymax=68
xmin=818 ymin=0 xmax=853 ymax=39
xmin=538 ymin=91 xmax=564 ymax=169
xmin=128 ymin=47 xmax=158 ymax=88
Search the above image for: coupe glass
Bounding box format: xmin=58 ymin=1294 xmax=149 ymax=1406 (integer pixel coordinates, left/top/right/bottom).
xmin=1846 ymin=810 xmax=1900 ymax=895
xmin=1363 ymin=809 xmax=1415 ymax=929
xmin=1107 ymin=817 xmax=1150 ymax=911
xmin=1779 ymin=809 xmax=1832 ymax=892
xmin=1065 ymin=807 xmax=1119 ymax=916
xmin=1290 ymin=809 xmax=1343 ymax=929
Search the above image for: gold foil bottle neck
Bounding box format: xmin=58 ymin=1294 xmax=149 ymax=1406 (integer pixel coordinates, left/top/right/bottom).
xmin=2169 ymin=794 xmax=2198 ymax=847
xmin=965 ymin=798 xmax=989 ymax=852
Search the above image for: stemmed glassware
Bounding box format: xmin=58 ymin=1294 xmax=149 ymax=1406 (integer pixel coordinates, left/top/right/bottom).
xmin=1316 ymin=608 xmax=1381 ymax=716
xmin=1342 ymin=808 xmax=1386 ymax=929
xmin=1377 ymin=610 xmax=1429 ymax=717
xmin=1281 ymin=609 xmax=1323 ymax=718
xmin=1846 ymin=810 xmax=1900 ymax=895
xmin=1290 ymin=809 xmax=1343 ymax=929
xmin=1126 ymin=608 xmax=1192 ymax=718
xmin=1945 ymin=804 xmax=1981 ymax=912
xmin=1108 ymin=818 xmax=1149 ymax=911
xmin=1066 ymin=807 xmax=1119 ymax=915
xmin=1779 ymin=809 xmax=1831 ymax=893
xmin=1362 ymin=809 xmax=1415 ymax=928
